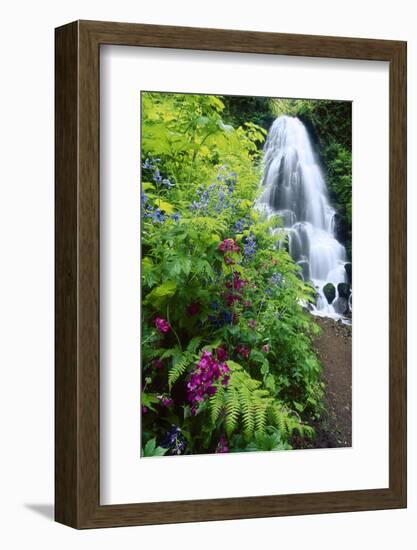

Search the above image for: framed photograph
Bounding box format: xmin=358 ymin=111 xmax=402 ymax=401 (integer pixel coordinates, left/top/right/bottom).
xmin=55 ymin=20 xmax=407 ymax=528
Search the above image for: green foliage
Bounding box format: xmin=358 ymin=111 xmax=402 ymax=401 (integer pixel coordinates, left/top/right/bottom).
xmin=208 ymin=361 xmax=313 ymax=443
xmin=142 ymin=437 xmax=169 ymax=457
xmin=221 ymin=95 xmax=275 ymax=133
xmin=140 ymin=91 xmax=326 ymax=456
xmin=240 ymin=428 xmax=292 ymax=452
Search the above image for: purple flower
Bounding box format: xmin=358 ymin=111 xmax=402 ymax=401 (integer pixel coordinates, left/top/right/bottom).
xmin=248 ymin=319 xmax=256 ymax=329
xmin=158 ymin=395 xmax=173 ymax=407
xmin=142 ymin=405 xmax=148 ymax=414
xmin=186 ymin=351 xmax=230 ymax=414
xmin=262 ymin=344 xmax=270 ymax=353
xmin=155 ymin=317 xmax=170 ymax=334
xmin=216 ymin=435 xmax=229 ymax=453
xmin=216 ymin=347 xmax=228 ymax=362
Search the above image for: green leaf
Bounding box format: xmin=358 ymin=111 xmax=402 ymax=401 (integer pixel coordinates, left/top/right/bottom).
xmin=144 ymin=438 xmax=156 ymax=456
xmin=145 ymin=280 xmax=177 ymax=307
xmin=155 ymin=199 xmax=174 ymax=214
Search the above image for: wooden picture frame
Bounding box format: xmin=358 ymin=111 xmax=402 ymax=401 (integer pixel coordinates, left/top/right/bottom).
xmin=55 ymin=20 xmax=407 ymax=529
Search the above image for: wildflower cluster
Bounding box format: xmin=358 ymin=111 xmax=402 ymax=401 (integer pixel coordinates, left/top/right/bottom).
xmin=190 ymin=168 xmax=237 ymax=214
xmin=142 ymin=157 xmax=174 ymax=189
xmin=187 ymin=350 xmax=230 ymax=415
xmin=243 ymin=232 xmax=257 ymax=261
xmin=216 ymin=166 xmax=237 ymax=194
xmin=143 ymin=203 xmax=165 ymax=223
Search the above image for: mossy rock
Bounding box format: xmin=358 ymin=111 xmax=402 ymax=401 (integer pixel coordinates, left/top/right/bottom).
xmin=323 ymin=282 xmax=336 ymax=304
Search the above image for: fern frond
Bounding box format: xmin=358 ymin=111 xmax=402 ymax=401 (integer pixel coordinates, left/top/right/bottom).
xmin=168 ymin=352 xmax=193 ymax=389
xmin=209 ymin=385 xmax=225 ymax=425
xmin=225 ymin=387 xmax=240 ymax=436
xmin=238 ymin=384 xmax=254 ymax=440
xmin=187 ymin=336 xmax=202 ymax=355
xmin=254 ymin=400 xmax=268 ymax=434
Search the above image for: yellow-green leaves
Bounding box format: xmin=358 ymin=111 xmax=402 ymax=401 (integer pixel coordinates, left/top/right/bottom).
xmin=145 ymin=280 xmax=177 ymax=308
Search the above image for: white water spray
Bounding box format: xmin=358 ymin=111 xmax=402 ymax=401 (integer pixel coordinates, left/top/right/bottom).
xmin=259 ymin=116 xmax=351 ymax=319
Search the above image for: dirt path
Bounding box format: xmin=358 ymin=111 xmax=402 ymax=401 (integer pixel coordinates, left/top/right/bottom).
xmin=311 ymin=316 xmax=352 ymax=448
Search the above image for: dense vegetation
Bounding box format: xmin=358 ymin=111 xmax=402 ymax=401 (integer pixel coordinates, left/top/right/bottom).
xmin=140 ymin=92 xmax=349 ymax=456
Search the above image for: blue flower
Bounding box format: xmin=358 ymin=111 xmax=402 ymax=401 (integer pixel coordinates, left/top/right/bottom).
xmin=142 ymin=158 xmax=154 ymax=170
xmin=270 ymin=273 xmax=284 ymax=286
xmin=141 ymin=192 xmax=148 ymax=204
xmin=162 ymin=178 xmax=175 ymax=189
xmin=221 ymin=310 xmax=233 ymax=324
xmin=171 ymin=213 xmax=181 ymax=222
xmin=234 ymin=219 xmax=245 ymax=233
xmin=153 ymin=169 xmax=162 ymax=183
xmin=160 ymin=426 xmax=186 ymax=455
xmin=153 ymin=209 xmax=165 ymax=223
xmin=143 ymin=206 xmax=165 ymax=223
xmin=244 ymin=233 xmax=257 ymax=260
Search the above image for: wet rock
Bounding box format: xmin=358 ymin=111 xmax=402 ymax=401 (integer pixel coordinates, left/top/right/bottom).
xmin=344 ymin=262 xmax=352 ymax=285
xmin=333 ymin=297 xmax=349 ymax=315
xmin=323 ymin=282 xmax=336 ymax=304
xmin=337 ymin=282 xmax=350 ymax=300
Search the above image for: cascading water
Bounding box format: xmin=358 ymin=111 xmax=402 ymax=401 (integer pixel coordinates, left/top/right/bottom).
xmin=258 ymin=115 xmax=351 ymax=320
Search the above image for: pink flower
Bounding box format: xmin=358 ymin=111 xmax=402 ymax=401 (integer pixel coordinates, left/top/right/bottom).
xmin=153 ymin=358 xmax=164 ymax=369
xmin=155 ymin=317 xmax=170 ymax=333
xmin=218 ymin=238 xmax=239 ymax=253
xmin=142 ymin=406 xmax=148 ymax=414
xmin=248 ymin=319 xmax=256 ymax=329
xmin=262 ymin=344 xmax=270 ymax=353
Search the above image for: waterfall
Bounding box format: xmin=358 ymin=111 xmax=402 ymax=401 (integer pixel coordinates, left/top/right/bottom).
xmin=259 ymin=115 xmax=351 ymax=320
